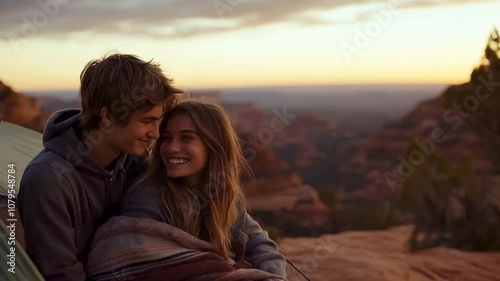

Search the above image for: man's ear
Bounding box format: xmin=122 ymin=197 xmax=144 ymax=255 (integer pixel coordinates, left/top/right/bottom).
xmin=100 ymin=107 xmax=115 ymax=128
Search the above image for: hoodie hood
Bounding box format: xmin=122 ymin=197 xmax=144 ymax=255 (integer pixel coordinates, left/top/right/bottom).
xmin=43 ymin=108 xmax=80 ymax=144
xmin=43 ymin=108 xmax=128 ymax=178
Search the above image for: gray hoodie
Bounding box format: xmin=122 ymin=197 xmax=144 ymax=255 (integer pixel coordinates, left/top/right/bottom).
xmin=18 ymin=109 xmax=145 ymax=281
xmin=121 ymin=175 xmax=287 ymax=278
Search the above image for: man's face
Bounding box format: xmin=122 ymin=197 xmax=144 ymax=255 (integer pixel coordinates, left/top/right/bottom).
xmin=109 ymin=105 xmax=164 ymax=157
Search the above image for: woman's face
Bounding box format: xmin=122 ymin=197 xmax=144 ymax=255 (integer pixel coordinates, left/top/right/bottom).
xmin=160 ymin=114 xmax=208 ymax=187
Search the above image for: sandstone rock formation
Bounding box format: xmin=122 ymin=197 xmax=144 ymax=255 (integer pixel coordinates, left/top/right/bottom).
xmin=0 ymin=81 xmax=51 ymax=132
xmin=241 ymin=132 xmax=331 ymax=235
xmin=340 ymin=94 xmax=495 ymax=201
xmin=281 ymin=225 xmax=500 ymax=281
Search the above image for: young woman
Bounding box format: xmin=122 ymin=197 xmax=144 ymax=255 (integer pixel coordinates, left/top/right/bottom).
xmin=120 ymin=99 xmax=287 ymax=278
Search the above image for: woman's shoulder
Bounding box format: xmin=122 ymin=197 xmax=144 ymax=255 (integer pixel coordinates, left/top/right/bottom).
xmin=232 ymin=199 xmax=248 ymax=231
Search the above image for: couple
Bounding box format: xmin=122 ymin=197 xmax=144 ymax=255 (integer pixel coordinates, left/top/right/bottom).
xmin=18 ymin=54 xmax=287 ymax=281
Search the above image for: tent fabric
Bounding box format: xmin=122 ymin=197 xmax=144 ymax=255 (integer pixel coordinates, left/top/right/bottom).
xmin=0 ymin=220 xmax=44 ymax=280
xmin=0 ymin=122 xmax=43 ymax=198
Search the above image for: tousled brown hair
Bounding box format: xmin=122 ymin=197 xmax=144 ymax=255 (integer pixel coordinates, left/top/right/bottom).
xmin=79 ymin=54 xmax=183 ymax=130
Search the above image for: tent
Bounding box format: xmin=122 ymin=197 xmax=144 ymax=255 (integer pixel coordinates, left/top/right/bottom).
xmin=0 ymin=121 xmax=43 ymax=199
xmin=0 ymin=221 xmax=44 ymax=280
xmin=0 ymin=121 xmax=44 ymax=279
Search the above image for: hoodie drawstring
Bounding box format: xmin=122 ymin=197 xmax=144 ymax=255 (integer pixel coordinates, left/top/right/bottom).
xmin=100 ymin=177 xmax=112 ymax=224
xmin=105 ymin=177 xmax=111 ymax=206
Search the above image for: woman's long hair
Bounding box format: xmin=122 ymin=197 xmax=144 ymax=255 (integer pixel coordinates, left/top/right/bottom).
xmin=139 ymin=99 xmax=251 ymax=259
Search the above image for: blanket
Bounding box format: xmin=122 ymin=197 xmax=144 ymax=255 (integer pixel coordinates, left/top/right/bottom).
xmin=86 ymin=216 xmax=285 ymax=281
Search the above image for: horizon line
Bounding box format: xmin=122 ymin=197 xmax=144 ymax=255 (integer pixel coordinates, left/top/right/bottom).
xmin=23 ymin=82 xmax=452 ymax=93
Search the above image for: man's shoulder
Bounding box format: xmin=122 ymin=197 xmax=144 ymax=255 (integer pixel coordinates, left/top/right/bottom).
xmin=23 ymin=150 xmax=77 ymax=184
xmin=19 ymin=152 xmax=77 ymax=202
xmin=26 ymin=150 xmax=73 ymax=171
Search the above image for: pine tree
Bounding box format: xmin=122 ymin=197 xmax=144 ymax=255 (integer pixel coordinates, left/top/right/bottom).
xmin=400 ymin=29 xmax=500 ymax=251
xmin=445 ymin=28 xmax=500 ymax=167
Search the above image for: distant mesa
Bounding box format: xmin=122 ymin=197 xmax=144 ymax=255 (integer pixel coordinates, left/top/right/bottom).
xmin=0 ymin=81 xmax=51 ymax=133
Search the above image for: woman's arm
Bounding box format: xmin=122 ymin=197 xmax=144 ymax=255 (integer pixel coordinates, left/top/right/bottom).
xmin=243 ymin=214 xmax=287 ymax=278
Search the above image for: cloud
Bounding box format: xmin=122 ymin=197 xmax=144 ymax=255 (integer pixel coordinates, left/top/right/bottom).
xmin=353 ymin=0 xmax=494 ymax=23
xmin=0 ymin=0 xmax=495 ymax=40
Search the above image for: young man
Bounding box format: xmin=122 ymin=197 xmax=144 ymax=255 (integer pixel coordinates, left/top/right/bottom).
xmin=18 ymin=54 xmax=182 ymax=281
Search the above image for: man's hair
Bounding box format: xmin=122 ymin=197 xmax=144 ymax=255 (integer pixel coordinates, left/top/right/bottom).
xmin=79 ymin=54 xmax=183 ymax=130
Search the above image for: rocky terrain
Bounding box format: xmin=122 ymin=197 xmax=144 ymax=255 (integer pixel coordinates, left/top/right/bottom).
xmin=281 ymin=225 xmax=500 ymax=281
xmin=0 ymin=81 xmax=51 ymax=132
xmin=224 ymin=101 xmax=360 ymax=188
xmin=339 ymin=94 xmax=495 ymax=201
xmin=240 ymin=133 xmax=331 ymax=235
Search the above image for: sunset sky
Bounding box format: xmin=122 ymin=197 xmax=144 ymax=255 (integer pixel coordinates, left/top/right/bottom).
xmin=1 ymin=0 xmax=499 ymax=91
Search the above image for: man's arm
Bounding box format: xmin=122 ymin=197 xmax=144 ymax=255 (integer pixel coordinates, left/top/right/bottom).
xmin=18 ymin=164 xmax=85 ymax=281
xmin=244 ymin=213 xmax=287 ymax=278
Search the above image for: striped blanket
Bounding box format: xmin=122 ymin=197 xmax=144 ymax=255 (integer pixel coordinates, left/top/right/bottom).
xmin=86 ymin=216 xmax=285 ymax=281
